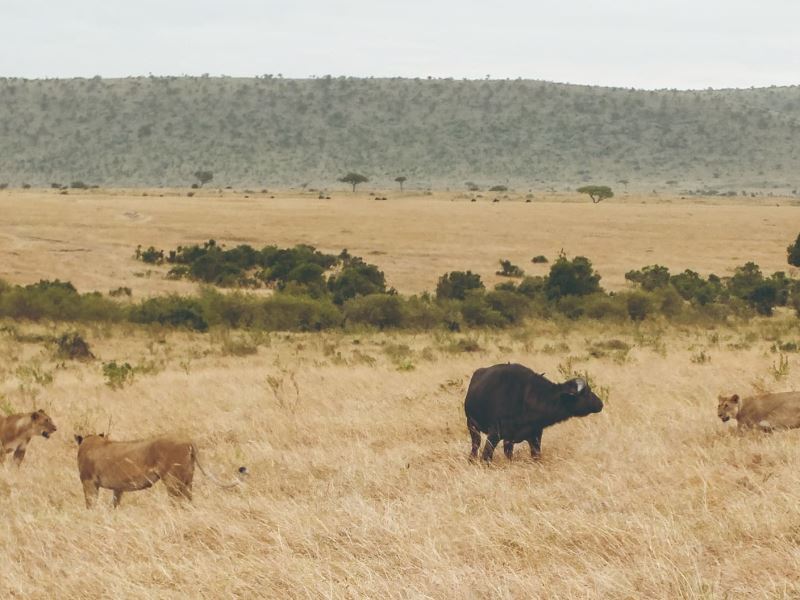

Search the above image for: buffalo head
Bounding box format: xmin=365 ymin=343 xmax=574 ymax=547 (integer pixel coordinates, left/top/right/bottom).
xmin=559 ymin=378 xmax=603 ymax=416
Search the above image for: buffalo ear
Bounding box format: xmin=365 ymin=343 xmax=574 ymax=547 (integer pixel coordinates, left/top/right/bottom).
xmin=74 ymin=434 xmax=84 ymax=445
xmin=564 ymin=378 xmax=587 ymax=395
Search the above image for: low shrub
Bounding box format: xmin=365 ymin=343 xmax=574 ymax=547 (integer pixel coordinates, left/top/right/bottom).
xmin=258 ymin=294 xmax=341 ymax=331
xmin=496 ymin=259 xmax=524 ymax=278
xmin=102 ymin=361 xmax=135 ymax=389
xmin=344 ymin=294 xmax=404 ymax=329
xmin=129 ymin=295 xmax=209 ymax=331
xmin=0 ymin=280 xmax=122 ymax=322
xmin=55 ymin=332 xmax=94 ymax=360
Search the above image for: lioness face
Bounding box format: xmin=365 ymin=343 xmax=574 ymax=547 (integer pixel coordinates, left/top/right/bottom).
xmin=31 ymin=409 xmax=57 ymax=439
xmin=717 ymin=394 xmax=740 ymax=423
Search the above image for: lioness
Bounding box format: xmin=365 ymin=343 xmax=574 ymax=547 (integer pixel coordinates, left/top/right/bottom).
xmin=75 ymin=433 xmax=247 ymax=508
xmin=0 ymin=409 xmax=57 ymax=466
xmin=718 ymin=392 xmax=800 ymax=431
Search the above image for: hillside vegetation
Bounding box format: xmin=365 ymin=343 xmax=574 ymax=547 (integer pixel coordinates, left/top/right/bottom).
xmin=2 ymin=76 xmax=800 ymax=191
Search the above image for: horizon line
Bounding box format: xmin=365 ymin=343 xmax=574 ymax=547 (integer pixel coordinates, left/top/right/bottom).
xmin=1 ymin=73 xmax=799 ymax=93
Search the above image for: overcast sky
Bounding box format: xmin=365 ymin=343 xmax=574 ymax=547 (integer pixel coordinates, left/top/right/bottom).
xmin=2 ymin=0 xmax=798 ymax=89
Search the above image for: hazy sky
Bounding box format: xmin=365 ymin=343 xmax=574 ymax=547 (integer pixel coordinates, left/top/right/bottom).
xmin=2 ymin=0 xmax=798 ymax=89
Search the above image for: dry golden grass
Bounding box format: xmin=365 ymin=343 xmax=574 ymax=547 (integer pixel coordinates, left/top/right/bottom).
xmin=2 ymin=189 xmax=800 ymax=597
xmin=2 ymin=187 xmax=799 ymax=295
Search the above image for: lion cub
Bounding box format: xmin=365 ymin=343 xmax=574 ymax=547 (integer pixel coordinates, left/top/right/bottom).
xmin=0 ymin=409 xmax=57 ymax=466
xmin=75 ymin=433 xmax=247 ymax=508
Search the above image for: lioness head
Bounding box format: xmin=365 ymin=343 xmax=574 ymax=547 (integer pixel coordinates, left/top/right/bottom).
xmin=31 ymin=409 xmax=57 ymax=439
xmin=718 ymin=394 xmax=740 ymax=422
xmin=74 ymin=433 xmax=105 ymax=445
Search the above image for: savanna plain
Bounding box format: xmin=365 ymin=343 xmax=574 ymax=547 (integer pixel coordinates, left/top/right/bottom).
xmin=2 ymin=189 xmax=800 ymax=598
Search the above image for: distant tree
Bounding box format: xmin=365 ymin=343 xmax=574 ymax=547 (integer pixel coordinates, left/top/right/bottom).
xmin=496 ymin=259 xmax=524 ymax=277
xmin=394 ymin=176 xmax=407 ymax=191
xmin=617 ymin=179 xmax=629 ymax=190
xmin=489 ymin=185 xmax=508 ymax=192
xmin=577 ymin=185 xmax=614 ymax=203
xmin=436 ymin=271 xmax=484 ymax=300
xmin=788 ymin=233 xmax=800 ymax=267
xmin=465 ymin=181 xmax=480 ymax=192
xmin=194 ymin=170 xmax=213 ymax=187
xmin=625 ymin=265 xmax=671 ymax=291
xmin=339 ymin=172 xmax=368 ymax=192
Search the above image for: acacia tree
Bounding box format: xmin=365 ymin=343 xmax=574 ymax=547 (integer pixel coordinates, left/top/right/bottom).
xmin=394 ymin=176 xmax=407 ymax=191
xmin=577 ymin=185 xmax=614 ymax=203
xmin=339 ymin=172 xmax=368 ymax=192
xmin=194 ymin=170 xmax=213 ymax=187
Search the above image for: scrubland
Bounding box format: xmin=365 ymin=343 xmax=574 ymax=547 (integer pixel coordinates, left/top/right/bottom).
xmin=2 ymin=190 xmax=800 ymax=598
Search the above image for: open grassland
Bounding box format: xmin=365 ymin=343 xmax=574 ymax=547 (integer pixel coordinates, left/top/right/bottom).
xmin=3 ymin=320 xmax=800 ymax=597
xmin=2 ymin=190 xmax=800 ymax=597
xmin=2 ymin=188 xmax=799 ymax=296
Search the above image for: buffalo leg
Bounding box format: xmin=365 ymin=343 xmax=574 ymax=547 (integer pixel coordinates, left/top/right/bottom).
xmin=481 ymin=430 xmax=500 ymax=462
xmin=528 ymin=428 xmax=543 ymax=459
xmin=503 ymin=441 xmax=514 ymax=460
xmin=468 ymin=420 xmax=482 ymax=460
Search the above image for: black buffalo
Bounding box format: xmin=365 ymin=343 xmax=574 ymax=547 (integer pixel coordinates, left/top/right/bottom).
xmin=464 ymin=363 xmax=603 ymax=462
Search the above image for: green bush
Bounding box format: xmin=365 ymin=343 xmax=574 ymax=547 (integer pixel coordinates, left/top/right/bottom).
xmin=516 ymin=276 xmax=546 ymax=299
xmin=581 ymin=294 xmax=628 ymax=320
xmin=555 ymin=295 xmax=586 ymax=319
xmin=0 ymin=280 xmax=121 ymax=322
xmin=400 ymin=294 xmax=447 ymax=329
xmin=545 ymin=255 xmax=602 ymax=300
xmin=670 ymin=270 xmax=723 ymax=305
xmin=485 ymin=290 xmax=531 ymax=323
xmin=137 ymin=246 xmax=165 ymax=264
xmin=102 ymin=361 xmax=135 ymax=389
xmin=435 ymin=271 xmax=484 ymax=300
xmin=129 ymin=295 xmax=209 ymax=331
xmin=726 ymin=262 xmax=789 ymax=316
xmin=258 ymin=294 xmax=341 ymax=331
xmin=654 ymin=286 xmax=685 ymax=318
xmin=196 ymin=288 xmax=260 ymax=328
xmin=328 ymin=259 xmax=387 ymax=304
xmin=623 ymin=291 xmax=654 ymax=321
xmin=344 ymin=294 xmax=404 ymax=329
xmin=625 ymin=265 xmax=671 ymax=291
xmin=531 ymin=255 xmax=548 ymax=264
xmin=460 ymin=291 xmax=507 ymax=327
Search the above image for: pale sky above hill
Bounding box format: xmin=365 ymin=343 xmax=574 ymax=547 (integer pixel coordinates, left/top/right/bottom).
xmin=2 ymin=0 xmax=798 ymax=89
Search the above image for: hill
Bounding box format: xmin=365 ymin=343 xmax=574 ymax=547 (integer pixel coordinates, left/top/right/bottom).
xmin=1 ymin=76 xmax=800 ymax=192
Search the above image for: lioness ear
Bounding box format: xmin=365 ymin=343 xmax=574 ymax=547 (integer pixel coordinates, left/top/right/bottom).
xmin=730 ymin=394 xmax=740 ymax=404
xmin=31 ymin=411 xmax=40 ymax=421
xmin=74 ymin=434 xmax=84 ymax=445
